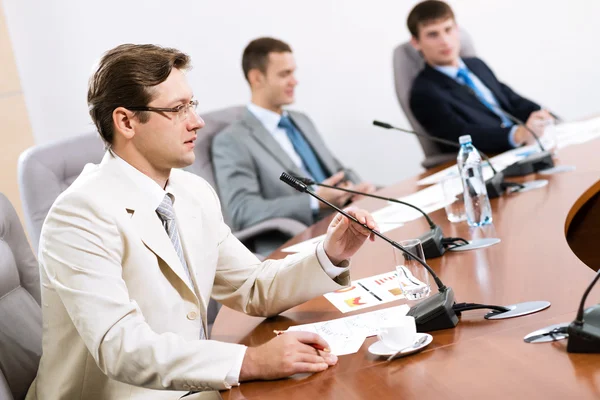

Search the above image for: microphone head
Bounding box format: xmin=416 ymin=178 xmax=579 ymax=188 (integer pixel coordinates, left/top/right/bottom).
xmin=373 ymin=120 xmax=394 ymax=129
xmin=280 ymin=172 xmax=308 ymax=192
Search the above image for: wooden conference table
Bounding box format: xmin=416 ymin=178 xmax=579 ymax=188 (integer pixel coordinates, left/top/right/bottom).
xmin=213 ymin=135 xmax=600 ymax=399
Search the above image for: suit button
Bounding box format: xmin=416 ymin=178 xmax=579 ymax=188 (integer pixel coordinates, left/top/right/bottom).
xmin=187 ymin=311 xmax=198 ymax=320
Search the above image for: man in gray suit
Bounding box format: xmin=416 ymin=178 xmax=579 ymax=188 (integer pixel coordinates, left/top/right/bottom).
xmin=212 ymin=37 xmax=374 ymax=253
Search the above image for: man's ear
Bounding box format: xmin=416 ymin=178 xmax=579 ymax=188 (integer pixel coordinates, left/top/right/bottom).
xmin=410 ymin=36 xmax=421 ymax=52
xmin=247 ymin=68 xmax=265 ymax=89
xmin=112 ymin=107 xmax=136 ymax=141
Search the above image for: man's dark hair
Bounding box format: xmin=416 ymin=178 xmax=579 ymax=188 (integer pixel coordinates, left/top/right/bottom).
xmin=242 ymin=37 xmax=292 ymax=82
xmin=407 ymin=0 xmax=455 ymax=38
xmin=88 ymin=44 xmax=190 ymax=145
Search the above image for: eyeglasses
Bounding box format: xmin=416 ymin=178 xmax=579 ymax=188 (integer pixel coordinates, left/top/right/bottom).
xmin=126 ymin=100 xmax=200 ymax=122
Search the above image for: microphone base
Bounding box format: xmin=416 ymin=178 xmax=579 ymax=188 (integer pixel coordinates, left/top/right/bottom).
xmin=407 ymin=287 xmax=459 ymax=332
xmin=484 ymin=301 xmax=551 ymax=319
xmin=419 ymin=225 xmax=446 ymax=259
xmin=502 ymin=151 xmax=554 ymax=177
xmin=485 ymin=172 xmax=507 ymax=199
xmin=567 ymin=305 xmax=600 ymax=353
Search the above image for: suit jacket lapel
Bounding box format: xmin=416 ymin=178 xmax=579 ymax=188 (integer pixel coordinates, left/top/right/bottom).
xmin=424 ymin=64 xmax=500 ymax=119
xmin=99 ymin=154 xmax=199 ymax=300
xmin=243 ymin=110 xmax=306 ymax=177
xmin=288 ymin=112 xmax=336 ymax=176
xmin=463 ymin=58 xmax=512 ymax=111
xmin=128 ymin=206 xmax=198 ymax=300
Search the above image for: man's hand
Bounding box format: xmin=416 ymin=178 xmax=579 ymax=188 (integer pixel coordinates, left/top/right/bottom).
xmin=239 ymin=331 xmax=337 ymax=381
xmin=515 ymin=110 xmax=554 ymax=145
xmin=316 ymin=171 xmax=354 ymax=209
xmin=323 ymin=207 xmax=377 ymax=265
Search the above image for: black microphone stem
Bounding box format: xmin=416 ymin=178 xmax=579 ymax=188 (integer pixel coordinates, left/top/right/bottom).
xmin=304 ymin=181 xmax=436 ymax=230
xmin=280 ymin=174 xmax=447 ymax=292
xmin=462 ymin=87 xmax=547 ymax=152
xmin=575 ymin=269 xmax=600 ymax=325
xmin=373 ymin=120 xmax=499 ymax=175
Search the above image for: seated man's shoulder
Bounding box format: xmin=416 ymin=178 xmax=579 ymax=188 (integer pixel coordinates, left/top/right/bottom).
xmin=410 ymin=69 xmax=438 ymax=99
xmin=215 ymin=118 xmax=251 ymax=141
xmin=463 ymin=56 xmax=487 ymax=69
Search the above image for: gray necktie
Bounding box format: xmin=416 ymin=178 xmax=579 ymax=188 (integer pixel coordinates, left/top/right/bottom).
xmin=156 ymin=193 xmax=206 ymax=339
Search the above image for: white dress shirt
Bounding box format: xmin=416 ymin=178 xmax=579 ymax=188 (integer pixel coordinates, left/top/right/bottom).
xmin=113 ymin=152 xmax=347 ymax=387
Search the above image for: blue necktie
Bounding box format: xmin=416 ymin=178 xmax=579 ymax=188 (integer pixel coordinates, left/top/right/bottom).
xmin=456 ymin=68 xmax=512 ymax=127
xmin=278 ymin=115 xmax=328 ymax=183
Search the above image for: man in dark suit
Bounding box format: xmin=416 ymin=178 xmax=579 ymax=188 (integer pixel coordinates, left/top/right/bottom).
xmin=408 ymin=0 xmax=554 ymax=154
xmin=212 ymin=37 xmax=375 ymax=253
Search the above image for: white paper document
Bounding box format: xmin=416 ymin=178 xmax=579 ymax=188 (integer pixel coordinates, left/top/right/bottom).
xmin=286 ymin=304 xmax=410 ymax=355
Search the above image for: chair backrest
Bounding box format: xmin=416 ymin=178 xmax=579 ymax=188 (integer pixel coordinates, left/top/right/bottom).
xmin=0 ymin=193 xmax=41 ymax=400
xmin=392 ymin=29 xmax=477 ymax=166
xmin=18 ymin=132 xmax=105 ymax=253
xmin=184 ymin=105 xmax=246 ymax=188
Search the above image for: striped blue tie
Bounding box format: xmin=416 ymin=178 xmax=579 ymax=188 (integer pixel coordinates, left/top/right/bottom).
xmin=457 ymin=68 xmax=512 ymax=127
xmin=156 ymin=193 xmax=206 ymax=340
xmin=278 ymin=115 xmax=328 ymax=183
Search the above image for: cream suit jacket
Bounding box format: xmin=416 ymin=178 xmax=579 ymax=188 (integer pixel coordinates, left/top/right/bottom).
xmin=26 ymin=152 xmax=350 ymax=400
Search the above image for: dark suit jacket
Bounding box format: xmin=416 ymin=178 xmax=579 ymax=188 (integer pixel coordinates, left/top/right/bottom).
xmin=409 ymin=57 xmax=541 ymax=154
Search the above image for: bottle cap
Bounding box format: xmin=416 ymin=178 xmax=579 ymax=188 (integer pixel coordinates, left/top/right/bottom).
xmin=459 ymin=135 xmax=472 ymax=145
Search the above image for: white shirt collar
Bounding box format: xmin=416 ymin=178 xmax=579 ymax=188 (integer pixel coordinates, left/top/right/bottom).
xmin=247 ymin=103 xmax=289 ymax=134
xmin=111 ymin=151 xmax=173 ymax=211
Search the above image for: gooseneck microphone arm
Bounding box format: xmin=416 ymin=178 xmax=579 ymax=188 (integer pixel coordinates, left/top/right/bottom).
xmin=461 ymin=86 xmax=547 ymax=152
xmin=372 ymin=120 xmax=499 ymax=175
xmin=294 ymin=177 xmax=436 ymax=229
xmin=280 ymin=172 xmax=447 ymax=291
xmin=574 ymin=269 xmax=600 ymax=326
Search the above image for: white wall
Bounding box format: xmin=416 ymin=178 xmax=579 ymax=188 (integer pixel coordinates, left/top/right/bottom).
xmin=3 ymin=0 xmax=600 ymax=185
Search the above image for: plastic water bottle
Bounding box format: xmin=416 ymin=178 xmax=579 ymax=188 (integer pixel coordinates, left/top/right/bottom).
xmin=457 ymin=135 xmax=492 ymax=226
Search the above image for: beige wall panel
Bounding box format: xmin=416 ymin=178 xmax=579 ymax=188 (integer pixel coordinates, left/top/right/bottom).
xmin=0 ymin=94 xmax=34 ymax=222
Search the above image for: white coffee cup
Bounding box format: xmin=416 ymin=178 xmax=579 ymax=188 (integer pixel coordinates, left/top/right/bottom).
xmin=377 ymin=315 xmax=417 ymax=350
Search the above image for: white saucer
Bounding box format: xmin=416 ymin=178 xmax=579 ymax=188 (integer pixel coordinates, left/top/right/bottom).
xmin=368 ymin=333 xmax=432 ymax=358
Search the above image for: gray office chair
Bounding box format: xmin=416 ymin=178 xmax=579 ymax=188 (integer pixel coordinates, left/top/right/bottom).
xmin=393 ymin=29 xmax=477 ymax=168
xmin=0 ymin=193 xmax=41 ymax=400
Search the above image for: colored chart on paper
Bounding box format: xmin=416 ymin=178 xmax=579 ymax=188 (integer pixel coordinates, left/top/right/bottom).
xmin=324 ymin=271 xmax=405 ymax=313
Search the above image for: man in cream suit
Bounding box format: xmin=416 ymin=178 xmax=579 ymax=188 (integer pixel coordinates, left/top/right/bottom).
xmin=212 ymin=37 xmax=375 ymax=253
xmin=27 ymin=44 xmax=377 ymax=400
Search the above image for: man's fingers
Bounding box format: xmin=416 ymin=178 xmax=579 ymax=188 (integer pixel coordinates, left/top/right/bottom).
xmin=291 ymin=331 xmax=331 ymax=350
xmin=324 ymin=171 xmax=345 ymax=185
xmin=291 ymin=362 xmax=330 ymax=374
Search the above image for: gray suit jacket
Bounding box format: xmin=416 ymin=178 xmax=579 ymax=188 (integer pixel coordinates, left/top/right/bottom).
xmin=212 ymin=109 xmax=360 ymax=231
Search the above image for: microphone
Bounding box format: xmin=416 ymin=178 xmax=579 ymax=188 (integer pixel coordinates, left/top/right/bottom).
xmin=280 ymin=172 xmax=459 ymax=332
xmin=280 ymin=172 xmax=551 ymax=331
xmin=372 ymin=120 xmax=523 ymax=199
xmin=293 ymin=176 xmax=469 ymax=258
xmin=567 ymin=269 xmax=600 ymax=353
xmin=460 ymin=86 xmax=555 ymax=177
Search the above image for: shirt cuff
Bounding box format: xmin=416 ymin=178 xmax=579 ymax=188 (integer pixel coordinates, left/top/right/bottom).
xmin=508 ymin=125 xmax=520 ymax=148
xmin=316 ymin=241 xmax=350 ymax=279
xmin=225 ymin=346 xmax=247 ymax=387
